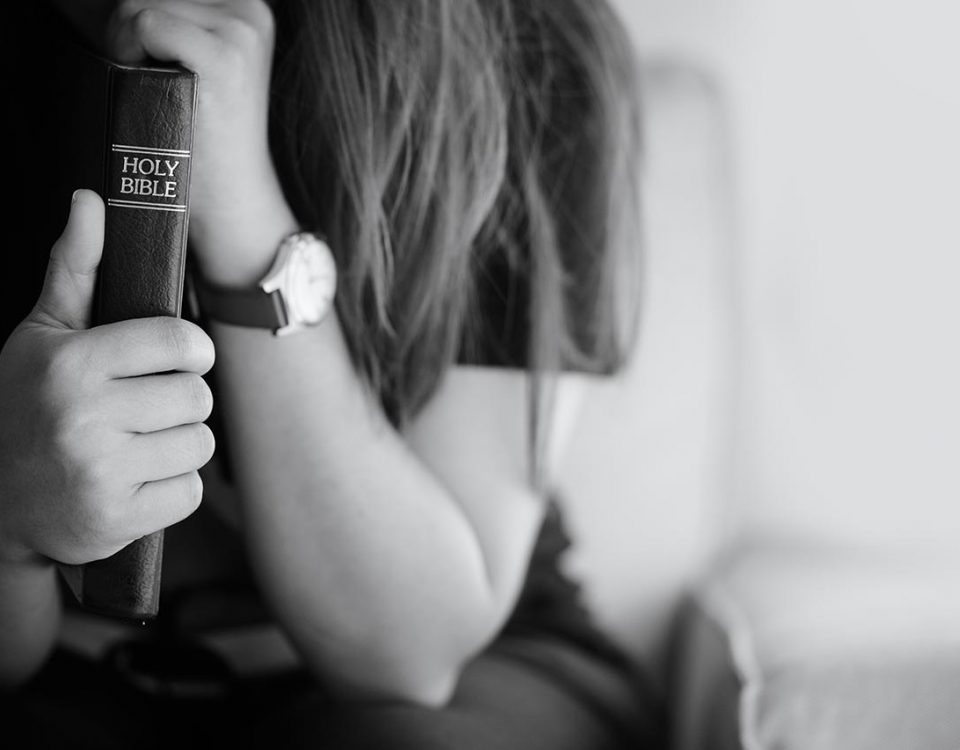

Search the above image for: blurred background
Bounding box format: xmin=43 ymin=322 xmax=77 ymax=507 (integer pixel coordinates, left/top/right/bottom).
xmin=557 ymin=0 xmax=960 ymax=684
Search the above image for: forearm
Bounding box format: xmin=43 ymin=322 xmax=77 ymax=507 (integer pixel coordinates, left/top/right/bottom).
xmin=210 ymin=316 xmax=517 ymax=704
xmin=0 ymin=558 xmax=61 ymax=688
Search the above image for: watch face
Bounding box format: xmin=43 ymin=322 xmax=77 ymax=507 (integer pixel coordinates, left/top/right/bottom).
xmin=286 ymin=236 xmax=337 ymax=325
xmin=258 ymin=232 xmax=337 ymax=334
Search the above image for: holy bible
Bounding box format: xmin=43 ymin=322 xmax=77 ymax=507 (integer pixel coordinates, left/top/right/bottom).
xmin=40 ymin=21 xmax=199 ymax=620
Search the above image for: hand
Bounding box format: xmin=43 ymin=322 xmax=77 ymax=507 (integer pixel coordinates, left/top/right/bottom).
xmin=0 ymin=190 xmax=216 ymax=567
xmin=106 ymin=0 xmax=295 ymax=286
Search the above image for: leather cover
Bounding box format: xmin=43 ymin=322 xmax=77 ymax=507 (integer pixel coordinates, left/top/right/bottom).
xmin=41 ymin=21 xmax=199 ymax=620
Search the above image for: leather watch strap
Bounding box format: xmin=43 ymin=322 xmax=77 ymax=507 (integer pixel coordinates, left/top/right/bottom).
xmin=186 ymin=231 xmax=335 ymax=334
xmin=191 ymin=276 xmax=289 ymax=330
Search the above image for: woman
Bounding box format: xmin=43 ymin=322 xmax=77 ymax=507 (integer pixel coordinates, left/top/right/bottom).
xmin=0 ymin=0 xmax=663 ymax=747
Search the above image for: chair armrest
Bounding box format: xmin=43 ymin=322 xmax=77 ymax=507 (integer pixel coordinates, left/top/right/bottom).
xmin=667 ymin=541 xmax=960 ymax=750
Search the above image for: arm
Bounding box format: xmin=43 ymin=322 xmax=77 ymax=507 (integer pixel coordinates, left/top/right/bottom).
xmin=0 ymin=191 xmax=215 ymax=686
xmin=210 ymin=316 xmax=584 ymax=705
xmin=0 ymin=562 xmax=61 ymax=690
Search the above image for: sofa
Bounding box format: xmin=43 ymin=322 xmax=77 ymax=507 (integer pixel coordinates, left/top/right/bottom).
xmin=554 ymin=15 xmax=960 ymax=746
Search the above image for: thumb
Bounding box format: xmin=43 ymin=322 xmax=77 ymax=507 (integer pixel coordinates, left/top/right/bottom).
xmin=33 ymin=189 xmax=105 ymax=330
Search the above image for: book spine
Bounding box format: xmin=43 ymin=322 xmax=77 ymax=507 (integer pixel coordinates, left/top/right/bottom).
xmin=77 ymin=63 xmax=198 ymax=621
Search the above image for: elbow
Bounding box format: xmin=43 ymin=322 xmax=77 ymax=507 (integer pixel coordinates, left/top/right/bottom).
xmin=313 ymin=612 xmax=503 ymax=708
xmin=337 ymin=605 xmax=507 ymax=707
xmin=283 ymin=586 xmax=504 ymax=709
xmin=373 ymin=664 xmax=460 ymax=709
xmin=0 ymin=624 xmax=60 ymax=692
xmin=0 ymin=644 xmax=56 ymax=693
xmin=304 ymin=641 xmax=472 ymax=709
xmin=0 ymin=613 xmax=61 ymax=692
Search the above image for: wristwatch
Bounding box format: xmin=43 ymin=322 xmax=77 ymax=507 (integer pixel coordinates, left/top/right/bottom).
xmin=191 ymin=231 xmax=337 ymax=336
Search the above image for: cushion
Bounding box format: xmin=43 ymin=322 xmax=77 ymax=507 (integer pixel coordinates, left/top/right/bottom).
xmin=669 ymin=541 xmax=960 ymax=750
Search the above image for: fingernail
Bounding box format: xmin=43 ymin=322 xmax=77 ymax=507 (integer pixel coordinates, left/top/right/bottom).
xmin=71 ymin=189 xmax=81 ymax=205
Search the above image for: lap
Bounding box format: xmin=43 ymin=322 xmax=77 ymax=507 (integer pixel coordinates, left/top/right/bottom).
xmin=264 ymin=637 xmax=663 ymax=750
xmin=1 ymin=636 xmax=665 ymax=750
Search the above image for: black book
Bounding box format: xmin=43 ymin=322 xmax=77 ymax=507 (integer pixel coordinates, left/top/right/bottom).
xmin=6 ymin=5 xmax=198 ymax=620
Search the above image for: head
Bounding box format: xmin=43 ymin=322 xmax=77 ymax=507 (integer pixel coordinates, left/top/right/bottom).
xmin=268 ymin=0 xmax=644 ymax=462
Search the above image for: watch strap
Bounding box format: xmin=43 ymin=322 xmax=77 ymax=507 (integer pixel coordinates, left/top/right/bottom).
xmin=190 ymin=274 xmax=289 ymax=330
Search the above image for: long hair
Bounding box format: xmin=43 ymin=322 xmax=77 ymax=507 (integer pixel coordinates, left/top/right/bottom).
xmin=269 ymin=0 xmax=644 ymax=478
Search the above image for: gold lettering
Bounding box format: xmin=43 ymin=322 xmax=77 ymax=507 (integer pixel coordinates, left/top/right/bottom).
xmin=116 ymin=154 xmax=182 ymax=198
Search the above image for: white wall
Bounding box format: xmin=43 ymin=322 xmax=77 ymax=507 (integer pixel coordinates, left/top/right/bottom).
xmin=609 ymin=0 xmax=960 ymax=553
xmin=562 ymin=0 xmax=960 ymax=679
xmin=731 ymin=0 xmax=960 ymax=553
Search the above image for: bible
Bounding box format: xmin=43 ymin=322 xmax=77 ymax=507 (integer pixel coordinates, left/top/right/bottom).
xmin=38 ymin=14 xmax=199 ymax=620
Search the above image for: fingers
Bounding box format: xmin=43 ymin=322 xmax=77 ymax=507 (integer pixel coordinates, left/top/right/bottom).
xmin=113 ymin=0 xmax=272 ymax=30
xmin=82 ymin=316 xmax=216 ymax=378
xmin=113 ymin=0 xmax=228 ymax=32
xmin=33 ymin=189 xmax=105 ymax=331
xmin=109 ymin=5 xmax=218 ymax=68
xmin=61 ymin=420 xmax=214 ymax=559
xmin=126 ymin=471 xmax=206 ymax=541
xmin=108 ymin=0 xmax=273 ymax=68
xmin=108 ymin=371 xmax=214 ymax=433
xmin=128 ymin=422 xmax=217 ymax=484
